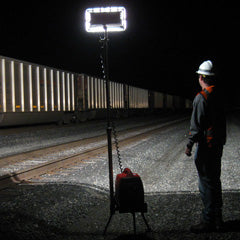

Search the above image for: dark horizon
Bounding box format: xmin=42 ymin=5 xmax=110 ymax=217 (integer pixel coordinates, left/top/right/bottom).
xmin=0 ymin=1 xmax=239 ymax=104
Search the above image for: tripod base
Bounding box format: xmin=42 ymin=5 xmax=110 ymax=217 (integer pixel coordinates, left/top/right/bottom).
xmin=103 ymin=210 xmax=151 ymax=236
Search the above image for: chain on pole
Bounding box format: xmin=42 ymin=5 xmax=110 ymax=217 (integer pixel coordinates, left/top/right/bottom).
xmin=99 ymin=27 xmax=123 ymax=174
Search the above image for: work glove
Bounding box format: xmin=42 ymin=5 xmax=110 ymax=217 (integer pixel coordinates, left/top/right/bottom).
xmin=185 ymin=143 xmax=193 ymax=157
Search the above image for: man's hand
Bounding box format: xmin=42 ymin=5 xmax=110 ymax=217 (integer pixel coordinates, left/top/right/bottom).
xmin=185 ymin=142 xmax=193 ymax=157
xmin=185 ymin=147 xmax=192 ymax=157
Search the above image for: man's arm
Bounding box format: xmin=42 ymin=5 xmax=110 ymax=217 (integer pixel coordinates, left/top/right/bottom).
xmin=186 ymin=94 xmax=207 ymax=156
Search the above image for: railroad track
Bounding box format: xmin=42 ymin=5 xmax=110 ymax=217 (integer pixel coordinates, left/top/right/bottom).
xmin=0 ymin=117 xmax=188 ymax=190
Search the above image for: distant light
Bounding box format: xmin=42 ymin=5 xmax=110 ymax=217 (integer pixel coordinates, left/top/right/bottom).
xmin=85 ymin=6 xmax=127 ymax=32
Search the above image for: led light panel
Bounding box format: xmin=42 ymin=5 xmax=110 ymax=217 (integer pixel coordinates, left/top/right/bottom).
xmin=85 ymin=6 xmax=127 ymax=32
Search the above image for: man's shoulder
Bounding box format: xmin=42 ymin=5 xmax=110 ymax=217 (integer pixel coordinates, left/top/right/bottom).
xmin=193 ymin=91 xmax=205 ymax=104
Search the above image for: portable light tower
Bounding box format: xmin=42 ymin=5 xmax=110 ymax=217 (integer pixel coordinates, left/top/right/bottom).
xmin=85 ymin=5 xmax=127 ymax=224
xmin=84 ymin=7 xmax=150 ymax=235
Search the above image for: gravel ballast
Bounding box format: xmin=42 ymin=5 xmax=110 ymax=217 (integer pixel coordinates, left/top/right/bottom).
xmin=1 ymin=184 xmax=240 ymax=240
xmin=1 ymin=115 xmax=240 ymax=239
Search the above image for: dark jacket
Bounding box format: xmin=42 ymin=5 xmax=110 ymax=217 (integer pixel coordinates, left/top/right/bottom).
xmin=188 ymin=85 xmax=226 ymax=148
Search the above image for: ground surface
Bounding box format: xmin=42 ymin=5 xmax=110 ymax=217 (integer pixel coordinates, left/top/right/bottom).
xmin=0 ymin=115 xmax=240 ymax=239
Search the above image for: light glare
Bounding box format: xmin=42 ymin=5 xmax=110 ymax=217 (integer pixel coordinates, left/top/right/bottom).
xmin=85 ymin=6 xmax=127 ymax=32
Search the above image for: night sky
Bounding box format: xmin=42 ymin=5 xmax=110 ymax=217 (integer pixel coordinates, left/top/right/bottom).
xmin=0 ymin=1 xmax=239 ymax=104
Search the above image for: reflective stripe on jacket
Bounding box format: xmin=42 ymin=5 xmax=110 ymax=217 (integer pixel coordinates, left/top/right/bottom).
xmin=188 ymin=85 xmax=226 ymax=148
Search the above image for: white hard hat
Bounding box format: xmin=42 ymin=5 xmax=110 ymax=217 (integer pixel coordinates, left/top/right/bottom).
xmin=196 ymin=60 xmax=215 ymax=76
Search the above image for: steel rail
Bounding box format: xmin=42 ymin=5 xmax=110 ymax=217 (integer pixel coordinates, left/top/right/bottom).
xmin=0 ymin=116 xmax=188 ymax=167
xmin=0 ymin=117 xmax=188 ymax=190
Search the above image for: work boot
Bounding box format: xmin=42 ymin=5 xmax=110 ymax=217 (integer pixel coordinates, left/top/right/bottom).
xmin=215 ymin=217 xmax=224 ymax=232
xmin=190 ymin=221 xmax=216 ymax=233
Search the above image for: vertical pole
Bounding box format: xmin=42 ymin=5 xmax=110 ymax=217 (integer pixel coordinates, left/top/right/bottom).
xmin=103 ymin=26 xmax=115 ymax=215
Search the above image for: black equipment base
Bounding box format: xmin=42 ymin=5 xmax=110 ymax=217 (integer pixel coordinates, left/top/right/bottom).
xmin=103 ymin=206 xmax=151 ymax=236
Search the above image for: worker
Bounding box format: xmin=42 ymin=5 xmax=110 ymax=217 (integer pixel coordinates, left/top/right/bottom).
xmin=185 ymin=60 xmax=226 ymax=233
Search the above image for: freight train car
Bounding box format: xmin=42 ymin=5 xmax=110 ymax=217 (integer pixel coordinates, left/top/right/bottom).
xmin=76 ymin=74 xmax=126 ymax=121
xmin=0 ymin=56 xmax=75 ymax=126
xmin=0 ymin=55 xmax=189 ymax=127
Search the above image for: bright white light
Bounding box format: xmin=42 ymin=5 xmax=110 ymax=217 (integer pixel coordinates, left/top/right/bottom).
xmin=85 ymin=6 xmax=127 ymax=32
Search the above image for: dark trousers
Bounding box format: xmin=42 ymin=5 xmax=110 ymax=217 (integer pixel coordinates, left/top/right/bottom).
xmin=194 ymin=143 xmax=223 ymax=223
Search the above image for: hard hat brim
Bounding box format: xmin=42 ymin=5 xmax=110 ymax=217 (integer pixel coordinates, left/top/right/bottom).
xmin=196 ymin=70 xmax=215 ymax=76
